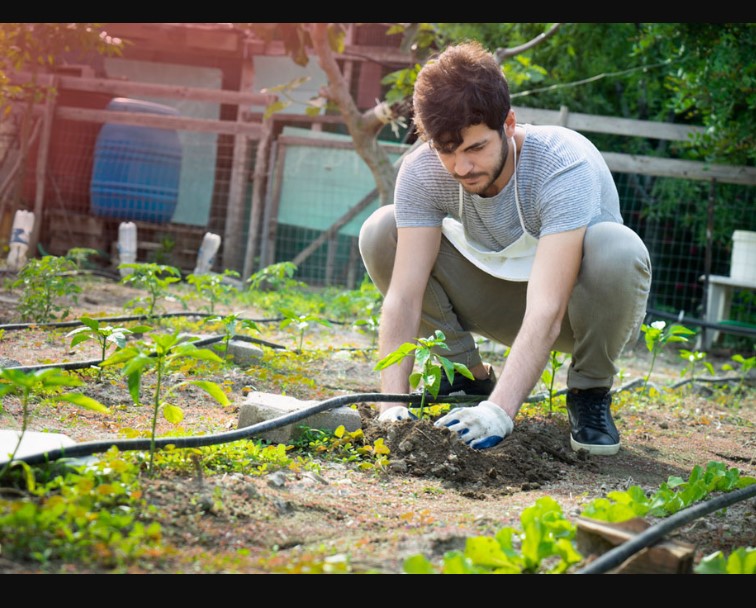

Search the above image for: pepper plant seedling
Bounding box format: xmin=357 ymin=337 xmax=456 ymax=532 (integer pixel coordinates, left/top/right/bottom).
xmin=374 ymin=330 xmax=474 ymax=419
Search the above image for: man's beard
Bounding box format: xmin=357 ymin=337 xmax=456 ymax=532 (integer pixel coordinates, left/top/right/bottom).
xmin=458 ymin=138 xmax=509 ymax=196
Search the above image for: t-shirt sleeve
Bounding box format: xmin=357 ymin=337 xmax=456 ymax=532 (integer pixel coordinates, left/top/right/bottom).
xmin=394 ymin=149 xmax=448 ymax=228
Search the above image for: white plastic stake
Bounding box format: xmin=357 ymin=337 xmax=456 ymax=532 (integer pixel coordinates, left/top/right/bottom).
xmin=118 ymin=222 xmax=137 ymax=277
xmin=194 ymin=232 xmax=221 ymax=275
xmin=6 ymin=210 xmax=35 ymax=271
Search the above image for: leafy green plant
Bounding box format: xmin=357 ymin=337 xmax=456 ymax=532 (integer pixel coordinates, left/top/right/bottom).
xmin=403 ymin=496 xmax=582 ymax=574
xmin=119 ymin=262 xmax=183 ymax=319
xmin=581 ymin=461 xmax=756 ymax=522
xmin=721 ymin=353 xmax=756 ymax=401
xmin=0 ymin=447 xmax=166 ymax=570
xmin=695 ymin=547 xmax=756 ymax=574
xmin=186 ymin=269 xmax=241 ymax=314
xmin=65 ymin=247 xmax=99 ymax=270
xmin=65 ymin=316 xmax=151 ymax=381
xmin=678 ymin=348 xmax=715 ymax=392
xmin=540 ymin=350 xmax=568 ymax=414
xmin=10 ymin=254 xmax=81 ymax=322
xmin=640 ymin=321 xmax=696 ymax=391
xmin=294 ymin=424 xmax=390 ymax=471
xmin=278 ymin=308 xmax=333 ymax=353
xmin=353 ymin=313 xmax=380 ymax=350
xmin=206 ymin=312 xmax=260 ymax=362
xmin=100 ymin=331 xmax=230 ymax=476
xmin=0 ymin=367 xmax=109 ymax=478
xmin=374 ymin=330 xmax=474 ymax=419
xmin=247 ymin=261 xmax=303 ymax=292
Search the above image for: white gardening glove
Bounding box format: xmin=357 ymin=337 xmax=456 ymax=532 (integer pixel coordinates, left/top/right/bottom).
xmin=377 ymin=405 xmax=417 ymax=422
xmin=433 ymin=400 xmax=513 ymax=449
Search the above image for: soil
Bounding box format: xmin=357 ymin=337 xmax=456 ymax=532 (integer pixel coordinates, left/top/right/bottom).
xmin=0 ymin=273 xmax=754 ymax=574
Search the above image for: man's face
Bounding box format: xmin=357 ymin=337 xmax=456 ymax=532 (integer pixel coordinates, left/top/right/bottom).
xmin=433 ymin=123 xmax=508 ymax=197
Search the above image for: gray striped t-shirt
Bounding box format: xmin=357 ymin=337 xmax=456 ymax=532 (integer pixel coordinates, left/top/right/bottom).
xmin=394 ymin=124 xmax=623 ymax=251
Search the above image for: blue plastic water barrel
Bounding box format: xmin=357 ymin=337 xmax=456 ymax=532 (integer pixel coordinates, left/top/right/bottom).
xmin=90 ymin=98 xmax=182 ymax=223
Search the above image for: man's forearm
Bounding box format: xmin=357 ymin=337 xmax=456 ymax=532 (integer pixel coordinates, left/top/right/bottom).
xmin=376 ymin=297 xmax=421 ymax=408
xmin=488 ymin=312 xmax=563 ymax=419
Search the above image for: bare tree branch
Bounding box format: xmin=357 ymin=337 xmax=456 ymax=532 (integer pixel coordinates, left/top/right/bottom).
xmin=494 ymin=23 xmax=563 ymax=63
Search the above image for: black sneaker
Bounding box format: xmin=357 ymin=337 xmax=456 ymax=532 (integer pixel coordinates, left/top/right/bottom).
xmin=566 ymin=388 xmax=620 ymax=455
xmin=426 ymin=364 xmax=496 ymax=398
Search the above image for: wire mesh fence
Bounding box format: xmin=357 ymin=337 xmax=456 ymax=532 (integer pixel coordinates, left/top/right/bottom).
xmin=2 ymin=101 xmax=754 ymax=349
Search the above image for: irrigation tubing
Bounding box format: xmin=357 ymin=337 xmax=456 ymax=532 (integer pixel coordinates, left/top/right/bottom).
xmin=576 ymin=482 xmax=756 ymax=574
xmin=1 ymin=392 xmax=476 ymax=467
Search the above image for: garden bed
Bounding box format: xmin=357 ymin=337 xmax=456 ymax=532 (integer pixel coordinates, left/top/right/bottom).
xmin=0 ymin=271 xmax=754 ymax=574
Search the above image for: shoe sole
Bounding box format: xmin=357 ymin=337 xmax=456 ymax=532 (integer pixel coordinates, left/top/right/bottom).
xmin=570 ymin=436 xmax=620 ymax=456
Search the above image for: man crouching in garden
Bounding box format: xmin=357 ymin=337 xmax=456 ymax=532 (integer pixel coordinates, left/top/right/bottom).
xmin=358 ymin=41 xmax=652 ymax=455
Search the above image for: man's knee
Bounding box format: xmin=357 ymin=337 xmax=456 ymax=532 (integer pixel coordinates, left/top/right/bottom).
xmin=358 ymin=205 xmax=397 ymax=294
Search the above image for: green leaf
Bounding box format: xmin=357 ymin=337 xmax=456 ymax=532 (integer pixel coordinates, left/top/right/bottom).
xmin=187 ymin=380 xmax=230 ymax=406
xmin=126 ymin=371 xmax=141 ymax=405
xmin=162 ymin=403 xmax=184 ymax=425
xmin=58 ymin=393 xmax=110 ymax=414
xmin=402 ymin=554 xmax=437 ymax=574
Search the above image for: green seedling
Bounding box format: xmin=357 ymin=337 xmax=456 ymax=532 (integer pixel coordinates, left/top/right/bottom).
xmin=206 ymin=312 xmax=260 ymax=362
xmin=0 ymin=367 xmax=109 ymax=479
xmin=678 ymin=348 xmax=715 ymax=392
xmin=695 ymin=547 xmax=756 ymax=574
xmin=11 ymin=254 xmax=81 ymax=322
xmin=374 ymin=330 xmax=474 ymax=419
xmin=186 ymin=269 xmax=241 ymax=314
xmin=119 ymin=262 xmax=183 ymax=319
xmin=65 ymin=247 xmax=99 ymax=270
xmin=353 ymin=312 xmax=380 ymax=350
xmin=66 ymin=316 xmax=152 ymax=381
xmin=581 ymin=460 xmax=756 ymax=522
xmin=640 ymin=321 xmax=696 ymax=391
xmin=403 ymin=496 xmax=582 ymax=574
xmin=278 ymin=308 xmax=332 ymax=353
xmin=721 ymin=353 xmax=756 ymax=400
xmin=100 ymin=331 xmax=229 ymax=476
xmin=540 ymin=350 xmax=568 ymax=415
xmin=247 ymin=261 xmax=303 ymax=292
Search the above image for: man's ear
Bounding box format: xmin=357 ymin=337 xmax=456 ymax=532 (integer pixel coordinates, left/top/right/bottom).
xmin=503 ymin=109 xmax=516 ymax=138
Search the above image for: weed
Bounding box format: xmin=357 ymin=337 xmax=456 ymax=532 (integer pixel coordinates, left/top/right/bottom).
xmin=540 ymin=350 xmax=568 ymax=415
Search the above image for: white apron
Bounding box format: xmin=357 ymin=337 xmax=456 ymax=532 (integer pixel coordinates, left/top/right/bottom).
xmin=441 ymin=137 xmax=539 ymax=282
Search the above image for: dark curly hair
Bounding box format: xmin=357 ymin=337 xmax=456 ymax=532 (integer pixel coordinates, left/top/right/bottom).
xmin=413 ymin=40 xmax=510 ymax=148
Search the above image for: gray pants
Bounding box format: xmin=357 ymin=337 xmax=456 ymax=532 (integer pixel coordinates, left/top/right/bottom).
xmin=358 ymin=205 xmax=652 ymax=390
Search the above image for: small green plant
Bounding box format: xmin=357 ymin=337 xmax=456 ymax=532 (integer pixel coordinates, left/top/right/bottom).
xmin=374 ymin=330 xmax=474 ymax=419
xmin=581 ymin=461 xmax=756 ymax=522
xmin=11 ymin=254 xmax=81 ymax=322
xmin=0 ymin=367 xmax=109 ymax=478
xmin=186 ymin=269 xmax=241 ymax=314
xmin=65 ymin=247 xmax=99 ymax=270
xmin=640 ymin=321 xmax=696 ymax=391
xmin=0 ymin=447 xmax=167 ymax=569
xmin=119 ymin=262 xmax=182 ymax=319
xmin=722 ymin=353 xmax=756 ymax=400
xmin=403 ymin=496 xmax=582 ymax=574
xmin=353 ymin=313 xmax=380 ymax=350
xmin=247 ymin=261 xmax=302 ymax=292
xmin=695 ymin=547 xmax=756 ymax=574
xmin=678 ymin=348 xmax=715 ymax=392
xmin=540 ymin=350 xmax=568 ymax=414
xmin=206 ymin=312 xmax=260 ymax=362
xmin=278 ymin=308 xmax=333 ymax=353
xmin=65 ymin=316 xmax=151 ymax=380
xmin=294 ymin=424 xmax=390 ymax=471
xmin=100 ymin=331 xmax=230 ymax=476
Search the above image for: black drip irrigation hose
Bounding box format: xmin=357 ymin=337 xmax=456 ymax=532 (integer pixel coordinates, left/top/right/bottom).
xmin=576 ymin=482 xmax=756 ymax=574
xmin=0 ymin=312 xmax=285 ymax=332
xmin=1 ymin=392 xmax=475 ymax=467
